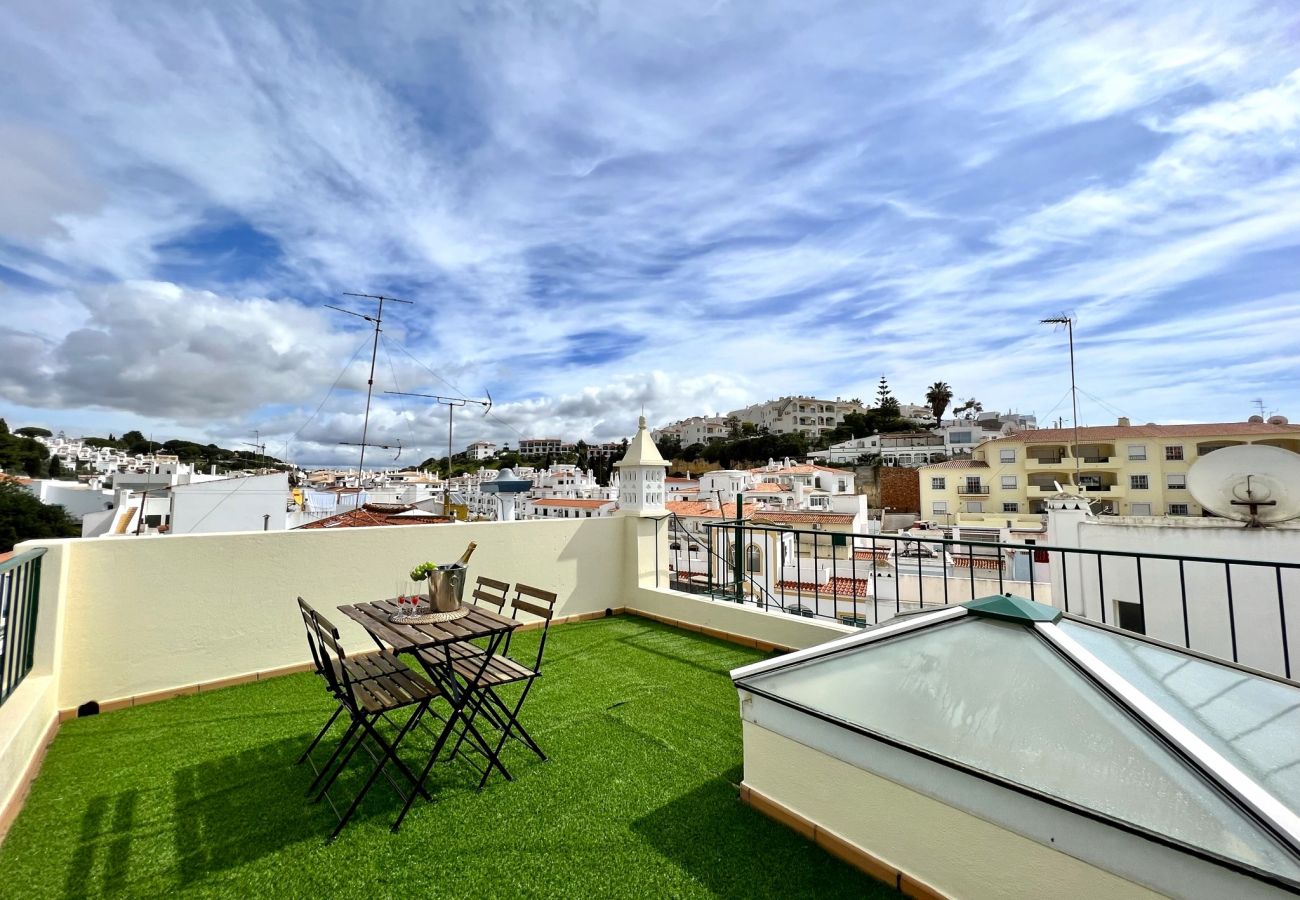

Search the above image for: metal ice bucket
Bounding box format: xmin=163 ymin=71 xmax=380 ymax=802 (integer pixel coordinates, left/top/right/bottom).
xmin=426 ymin=565 xmax=467 ymax=612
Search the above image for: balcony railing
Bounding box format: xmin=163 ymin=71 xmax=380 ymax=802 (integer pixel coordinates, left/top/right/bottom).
xmin=955 ymin=484 xmax=990 ymax=495
xmin=1 ymin=547 xmax=45 ymax=707
xmin=683 ymin=522 xmax=1298 ymax=680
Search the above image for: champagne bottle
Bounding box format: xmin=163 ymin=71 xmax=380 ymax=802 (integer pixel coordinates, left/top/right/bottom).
xmin=451 ymin=541 xmax=477 ymax=568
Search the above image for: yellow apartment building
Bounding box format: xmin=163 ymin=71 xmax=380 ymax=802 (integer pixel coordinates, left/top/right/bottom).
xmin=919 ymin=417 xmax=1300 ymax=526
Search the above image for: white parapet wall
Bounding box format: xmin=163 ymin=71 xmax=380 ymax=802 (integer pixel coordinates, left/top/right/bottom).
xmin=1048 ymin=508 xmax=1300 ymax=677
xmin=17 ymin=516 xmax=630 ymax=716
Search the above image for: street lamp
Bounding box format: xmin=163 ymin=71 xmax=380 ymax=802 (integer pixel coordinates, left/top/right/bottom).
xmin=1040 ymin=315 xmax=1081 ymax=488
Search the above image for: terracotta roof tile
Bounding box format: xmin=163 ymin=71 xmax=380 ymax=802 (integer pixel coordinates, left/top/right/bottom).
xmin=297 ymin=503 xmax=453 ymax=529
xmin=753 ymin=511 xmax=856 ymax=524
xmin=996 ymin=422 xmax=1300 ymax=442
xmin=666 ymin=500 xmax=759 ymax=518
xmin=919 ymin=459 xmax=989 ymax=470
xmin=531 ymin=499 xmax=614 ymax=509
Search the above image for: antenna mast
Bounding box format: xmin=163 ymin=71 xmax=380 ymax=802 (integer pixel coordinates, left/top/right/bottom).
xmin=328 ymin=293 xmax=413 ymax=485
xmin=240 ymin=429 xmax=266 ymax=472
xmin=386 ymin=390 xmax=491 ymax=517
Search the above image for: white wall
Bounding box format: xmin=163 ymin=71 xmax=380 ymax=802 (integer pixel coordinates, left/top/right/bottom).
xmin=1049 ymin=509 xmax=1300 ymax=677
xmin=25 ymin=481 xmax=110 ymax=520
xmin=170 ymin=472 xmax=289 ymax=534
xmin=19 ymin=516 xmax=629 ymax=711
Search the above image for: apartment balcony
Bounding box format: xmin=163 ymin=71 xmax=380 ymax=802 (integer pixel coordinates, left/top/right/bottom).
xmin=954 ymin=483 xmax=990 ymax=495
xmin=1024 ymin=455 xmax=1066 ymax=469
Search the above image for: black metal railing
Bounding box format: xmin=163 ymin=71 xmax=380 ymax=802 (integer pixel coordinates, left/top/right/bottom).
xmin=955 ymin=484 xmax=990 ymax=495
xmin=672 ymin=523 xmax=1298 ymax=680
xmin=1 ymin=548 xmax=46 ymax=706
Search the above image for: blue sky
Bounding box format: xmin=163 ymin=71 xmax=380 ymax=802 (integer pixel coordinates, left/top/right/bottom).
xmin=2 ymin=1 xmax=1299 ymax=467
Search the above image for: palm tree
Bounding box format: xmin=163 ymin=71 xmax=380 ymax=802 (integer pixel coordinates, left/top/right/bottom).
xmin=925 ymin=382 xmax=954 ymax=423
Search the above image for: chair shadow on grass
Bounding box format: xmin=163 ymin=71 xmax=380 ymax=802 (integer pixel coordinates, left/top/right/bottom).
xmin=61 ymin=789 xmax=138 ymax=899
xmin=171 ymin=734 xmax=341 ymax=885
xmin=630 ymin=766 xmax=880 ymax=899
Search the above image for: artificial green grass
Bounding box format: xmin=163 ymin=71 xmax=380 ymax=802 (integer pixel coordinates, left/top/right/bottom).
xmin=0 ymin=617 xmax=896 ymax=898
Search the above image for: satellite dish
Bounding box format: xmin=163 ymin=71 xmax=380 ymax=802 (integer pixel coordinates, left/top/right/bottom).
xmin=1186 ymin=445 xmax=1300 ymax=528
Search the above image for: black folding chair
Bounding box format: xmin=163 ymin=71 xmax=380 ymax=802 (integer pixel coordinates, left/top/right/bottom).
xmin=303 ymin=606 xmax=440 ymax=839
xmin=295 ymin=596 xmax=412 ymax=766
xmin=446 ymin=583 xmax=557 ymax=789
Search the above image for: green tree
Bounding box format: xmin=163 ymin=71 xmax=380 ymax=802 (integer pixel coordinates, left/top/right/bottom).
xmin=575 ymin=439 xmax=590 ymax=470
xmin=740 ymin=422 xmax=759 ymax=437
xmin=0 ymin=482 xmax=81 ymax=552
xmin=15 ymin=426 xmax=51 ymax=438
xmin=925 ymin=381 xmax=954 ymax=423
xmin=0 ymin=418 xmax=8 ymax=435
xmin=953 ymin=397 xmax=984 ymax=420
xmin=48 ymin=456 xmax=63 ymax=478
xmin=725 ymin=416 xmax=742 ymax=440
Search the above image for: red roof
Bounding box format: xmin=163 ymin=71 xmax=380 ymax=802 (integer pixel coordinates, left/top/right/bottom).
xmin=666 ymin=500 xmax=759 ymax=518
xmin=775 ymin=577 xmax=873 ymax=598
xmin=997 ymin=421 xmax=1300 ymax=442
xmin=531 ymin=499 xmax=613 ymax=509
xmin=751 ymin=463 xmax=852 ymax=476
xmin=297 ymin=503 xmax=453 ymax=529
xmin=753 ymin=511 xmax=855 ymax=524
xmin=920 ymin=459 xmax=988 ymax=470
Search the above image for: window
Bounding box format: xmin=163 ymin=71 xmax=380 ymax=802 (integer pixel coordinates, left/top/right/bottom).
xmin=999 ymin=448 xmax=1016 ymax=463
xmin=967 ymin=501 xmax=983 ymax=513
xmin=1116 ymin=600 xmax=1146 ymax=635
xmin=1001 ymin=475 xmax=1017 ymax=489
xmin=1167 ymin=474 xmax=1186 ymax=490
xmin=1002 ymin=502 xmax=1019 ymax=513
xmin=1169 ymin=504 xmax=1190 ymax=516
xmin=1127 ymin=445 xmax=1147 ymax=461
xmin=950 ymin=431 xmax=973 ymax=444
xmin=1165 ymin=445 xmax=1184 ymax=461
xmin=931 ymin=477 xmax=946 ymax=490
xmin=931 ymin=501 xmax=948 ymax=514
xmin=1130 ymin=503 xmax=1152 ymax=516
xmin=1130 ymin=474 xmax=1149 ymax=490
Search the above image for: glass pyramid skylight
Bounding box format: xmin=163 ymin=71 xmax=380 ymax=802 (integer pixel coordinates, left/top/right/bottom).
xmin=735 ymin=597 xmax=1300 ymax=885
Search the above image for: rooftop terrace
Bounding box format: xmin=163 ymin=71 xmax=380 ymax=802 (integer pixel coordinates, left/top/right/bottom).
xmin=0 ymin=618 xmax=888 ymax=897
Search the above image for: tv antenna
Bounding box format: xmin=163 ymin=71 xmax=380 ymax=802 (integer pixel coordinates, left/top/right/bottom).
xmin=1187 ymin=445 xmax=1300 ymax=528
xmin=386 ymin=390 xmax=492 ymax=516
xmin=240 ymin=430 xmax=266 ymax=471
xmin=337 ymin=438 xmax=403 ymax=463
xmin=1040 ymin=314 xmax=1080 ymax=488
xmin=327 ymin=292 xmax=413 ymax=482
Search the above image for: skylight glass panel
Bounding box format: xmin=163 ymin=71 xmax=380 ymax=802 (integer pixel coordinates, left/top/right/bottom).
xmin=1059 ymin=619 xmax=1300 ymax=814
xmin=745 ymin=618 xmax=1300 ymax=879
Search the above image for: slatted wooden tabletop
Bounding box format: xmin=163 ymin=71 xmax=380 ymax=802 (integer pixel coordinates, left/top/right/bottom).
xmin=338 ymin=599 xmax=517 ymax=653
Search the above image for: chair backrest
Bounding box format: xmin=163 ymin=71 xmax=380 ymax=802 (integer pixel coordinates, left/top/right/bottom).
xmin=297 ymin=596 xmax=326 ymax=677
xmin=509 ymin=583 xmax=559 ymax=671
xmin=470 ymin=575 xmax=510 ymax=611
xmin=309 ymin=610 xmax=356 ymax=708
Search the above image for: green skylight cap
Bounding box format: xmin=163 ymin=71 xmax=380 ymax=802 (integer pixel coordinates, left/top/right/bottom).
xmin=963 ymin=593 xmax=1062 ymax=624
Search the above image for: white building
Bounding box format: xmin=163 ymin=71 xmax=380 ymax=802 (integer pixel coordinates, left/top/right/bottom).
xmin=525 ymin=498 xmax=617 ymax=520
xmin=464 ymin=440 xmax=496 ymax=460
xmin=653 ymin=415 xmax=730 ymax=446
xmin=518 ymin=438 xmax=564 ymax=457
xmin=727 ymin=396 xmax=866 ymax=437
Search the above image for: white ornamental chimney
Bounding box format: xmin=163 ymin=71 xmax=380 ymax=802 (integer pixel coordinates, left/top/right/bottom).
xmin=614 ymin=416 xmax=670 ymax=516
